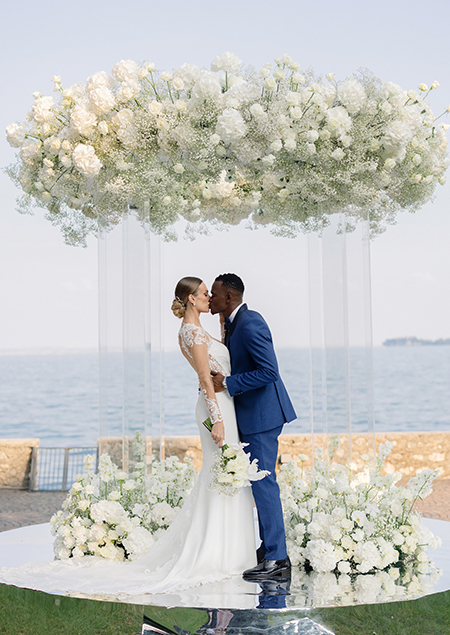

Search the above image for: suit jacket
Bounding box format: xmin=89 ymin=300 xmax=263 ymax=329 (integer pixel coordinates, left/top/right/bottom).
xmin=225 ymin=304 xmax=296 ymax=435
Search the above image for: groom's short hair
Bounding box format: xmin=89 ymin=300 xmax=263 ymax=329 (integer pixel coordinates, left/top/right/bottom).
xmin=215 ymin=273 xmax=245 ymax=296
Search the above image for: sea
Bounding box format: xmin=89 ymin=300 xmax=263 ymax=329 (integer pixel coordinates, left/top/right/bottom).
xmin=0 ymin=347 xmax=449 ymax=447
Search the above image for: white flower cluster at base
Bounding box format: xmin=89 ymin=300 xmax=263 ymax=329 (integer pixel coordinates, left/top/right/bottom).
xmin=5 ymin=53 xmax=448 ymax=246
xmin=278 ymin=439 xmax=441 ymax=585
xmin=51 ymin=432 xmax=196 ymax=561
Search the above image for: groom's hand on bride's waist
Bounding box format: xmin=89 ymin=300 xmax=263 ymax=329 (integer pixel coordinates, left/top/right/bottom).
xmin=211 ymin=371 xmax=226 ymax=392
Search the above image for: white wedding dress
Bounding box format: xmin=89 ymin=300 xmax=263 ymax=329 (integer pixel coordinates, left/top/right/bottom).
xmin=0 ymin=325 xmax=256 ymax=597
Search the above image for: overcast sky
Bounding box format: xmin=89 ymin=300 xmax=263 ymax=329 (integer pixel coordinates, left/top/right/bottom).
xmin=1 ymin=0 xmax=449 ymax=351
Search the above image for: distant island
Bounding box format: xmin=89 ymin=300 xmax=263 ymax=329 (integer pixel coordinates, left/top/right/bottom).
xmin=383 ymin=337 xmax=450 ymax=347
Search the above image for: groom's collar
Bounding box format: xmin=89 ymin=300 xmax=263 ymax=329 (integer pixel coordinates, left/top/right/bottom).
xmin=228 ymin=302 xmax=245 ymax=323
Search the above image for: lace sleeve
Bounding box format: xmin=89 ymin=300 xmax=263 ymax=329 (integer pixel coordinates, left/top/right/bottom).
xmin=179 ymin=323 xmax=223 ymax=426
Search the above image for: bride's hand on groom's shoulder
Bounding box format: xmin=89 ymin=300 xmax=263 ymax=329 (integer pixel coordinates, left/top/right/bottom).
xmin=211 ymin=371 xmax=226 ymax=393
xmin=211 ymin=421 xmax=225 ymax=446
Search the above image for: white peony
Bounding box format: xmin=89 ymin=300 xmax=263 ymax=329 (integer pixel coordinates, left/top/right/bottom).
xmin=338 ymin=78 xmax=366 ymax=114
xmin=70 ymin=106 xmax=97 ymax=137
xmin=111 ymin=59 xmax=139 ymax=82
xmin=215 ymin=108 xmax=247 ymax=144
xmin=326 ymin=106 xmax=352 ymax=138
xmin=192 ymin=70 xmax=222 ymax=102
xmin=211 ymin=51 xmax=242 ymax=74
xmin=72 ymin=144 xmax=102 ymax=178
xmin=122 ymin=527 xmax=154 ymax=560
xmin=86 ymin=71 xmax=115 ymax=93
xmin=6 ymin=123 xmax=26 ymax=148
xmin=89 ymin=86 xmax=115 ymax=115
xmin=31 ymin=96 xmax=55 ymax=123
xmin=307 ymin=539 xmax=338 ymax=573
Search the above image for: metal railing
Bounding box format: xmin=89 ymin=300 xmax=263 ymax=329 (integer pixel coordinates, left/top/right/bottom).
xmin=29 ymin=447 xmax=98 ymax=491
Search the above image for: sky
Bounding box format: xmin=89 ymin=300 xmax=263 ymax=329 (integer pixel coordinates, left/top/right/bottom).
xmin=1 ymin=0 xmax=449 ymax=351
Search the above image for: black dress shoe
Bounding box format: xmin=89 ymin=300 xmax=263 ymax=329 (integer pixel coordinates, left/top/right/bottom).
xmin=243 ymin=557 xmax=291 ymax=580
xmin=256 ymin=546 xmax=266 ymax=564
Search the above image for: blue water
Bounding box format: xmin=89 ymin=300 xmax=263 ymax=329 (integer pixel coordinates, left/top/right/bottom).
xmin=0 ymin=347 xmax=449 ymax=447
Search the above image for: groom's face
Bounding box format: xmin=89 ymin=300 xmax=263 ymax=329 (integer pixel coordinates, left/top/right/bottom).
xmin=209 ymin=281 xmax=227 ymax=315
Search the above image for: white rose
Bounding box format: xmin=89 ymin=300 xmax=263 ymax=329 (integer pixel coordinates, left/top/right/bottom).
xmin=273 ymin=68 xmax=287 ymax=81
xmin=70 ymin=106 xmax=97 ymax=136
xmin=6 ymin=123 xmax=26 ymax=147
xmin=250 ymin=103 xmax=266 ymax=119
xmin=412 ymin=154 xmax=422 ymax=166
xmin=270 ymin=139 xmax=283 ymax=152
xmin=116 ymin=79 xmax=141 ymax=103
xmin=175 ymin=100 xmax=187 ymax=112
xmin=290 ymin=106 xmax=302 ymax=119
xmin=215 ymin=108 xmax=247 ymax=144
xmin=172 ymin=77 xmax=184 ymax=91
xmin=173 ymin=163 xmax=185 ymax=174
xmin=331 ymin=148 xmax=345 ymax=161
xmin=147 ymin=100 xmax=163 ymax=116
xmin=292 ymin=73 xmax=305 ymax=84
xmin=418 ymin=83 xmax=428 ymax=92
xmin=338 ymin=78 xmax=366 ymax=114
xmin=109 ymin=491 xmax=121 ymax=501
xmin=262 ymin=154 xmax=276 ymax=166
xmin=431 ymin=80 xmax=439 ymax=89
xmin=306 ymin=143 xmax=316 ymax=155
xmin=160 ymin=71 xmax=173 ymax=82
xmin=211 ymin=51 xmax=242 ymax=74
xmin=286 ymin=91 xmax=301 ymax=106
xmin=89 ymin=86 xmax=115 ymax=115
xmin=112 ymin=108 xmax=134 ymax=127
xmin=72 ymin=144 xmax=102 ymax=178
xmin=210 ymin=133 xmax=221 ymax=145
xmin=326 ymin=73 xmax=335 ymax=82
xmin=306 ymin=130 xmax=319 ymax=143
xmin=411 ymin=173 xmax=422 ymax=183
xmin=111 ymin=59 xmax=139 ymax=82
xmin=117 ymin=126 xmax=138 ymax=149
xmin=384 ymin=158 xmax=396 ymax=170
xmin=263 ymin=78 xmax=276 ymax=91
xmin=319 ymin=129 xmax=331 ymax=141
xmin=87 ymin=71 xmax=115 ymax=93
xmin=32 ymin=96 xmax=55 ymax=123
xmin=284 ymin=138 xmax=296 ymax=151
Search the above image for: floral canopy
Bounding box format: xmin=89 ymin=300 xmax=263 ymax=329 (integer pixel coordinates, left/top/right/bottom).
xmin=6 ymin=52 xmax=449 ymax=245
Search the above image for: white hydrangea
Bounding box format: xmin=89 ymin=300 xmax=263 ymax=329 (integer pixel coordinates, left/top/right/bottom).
xmin=338 ymin=78 xmax=366 ymax=114
xmin=5 ymin=123 xmax=26 ymax=148
xmin=70 ymin=106 xmax=97 ymax=137
xmin=326 ymin=106 xmax=352 ymax=138
xmin=31 ymin=96 xmax=55 ymax=123
xmin=89 ymin=86 xmax=115 ymax=115
xmin=111 ymin=59 xmax=139 ymax=82
xmin=215 ymin=109 xmax=246 ymax=146
xmin=86 ymin=71 xmax=115 ymax=93
xmin=211 ymin=51 xmax=242 ymax=74
xmin=72 ymin=144 xmax=102 ymax=177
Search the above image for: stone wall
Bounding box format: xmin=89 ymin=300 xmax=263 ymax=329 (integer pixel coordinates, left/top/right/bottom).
xmin=100 ymin=431 xmax=450 ymax=478
xmin=2 ymin=432 xmax=450 ymax=488
xmin=0 ymin=439 xmax=39 ymax=489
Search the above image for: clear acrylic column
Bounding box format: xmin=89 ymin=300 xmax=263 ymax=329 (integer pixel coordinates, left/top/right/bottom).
xmin=307 ymin=212 xmax=375 ymax=466
xmin=98 ymin=211 xmax=165 ymax=471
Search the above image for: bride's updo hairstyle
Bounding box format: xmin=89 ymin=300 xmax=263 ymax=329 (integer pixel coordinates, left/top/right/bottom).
xmin=171 ymin=276 xmax=203 ymax=318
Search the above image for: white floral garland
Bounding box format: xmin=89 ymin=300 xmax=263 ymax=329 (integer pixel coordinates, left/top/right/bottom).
xmin=5 ymin=53 xmax=449 ymax=245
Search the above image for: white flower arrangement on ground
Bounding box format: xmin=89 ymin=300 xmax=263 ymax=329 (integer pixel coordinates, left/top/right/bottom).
xmin=5 ymin=53 xmax=449 ymax=246
xmin=50 ymin=432 xmax=196 ymax=561
xmin=278 ymin=440 xmax=441 ymax=582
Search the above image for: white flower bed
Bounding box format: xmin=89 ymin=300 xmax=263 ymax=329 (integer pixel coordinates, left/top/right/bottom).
xmin=5 ymin=53 xmax=449 ymax=245
xmin=51 ymin=434 xmax=195 ymax=561
xmin=279 ymin=441 xmax=441 ymax=580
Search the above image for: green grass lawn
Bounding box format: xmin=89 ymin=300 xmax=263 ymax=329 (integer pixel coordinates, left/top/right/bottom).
xmin=0 ymin=584 xmax=143 ymax=635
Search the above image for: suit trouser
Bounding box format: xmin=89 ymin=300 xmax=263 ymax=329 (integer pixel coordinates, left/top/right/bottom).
xmin=240 ymin=425 xmax=287 ymax=561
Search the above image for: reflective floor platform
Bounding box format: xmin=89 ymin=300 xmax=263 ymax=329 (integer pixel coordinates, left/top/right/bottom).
xmin=1 ymin=518 xmax=450 ymax=634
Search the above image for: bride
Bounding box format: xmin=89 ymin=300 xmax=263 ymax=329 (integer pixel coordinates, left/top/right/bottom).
xmin=0 ymin=276 xmax=256 ymax=596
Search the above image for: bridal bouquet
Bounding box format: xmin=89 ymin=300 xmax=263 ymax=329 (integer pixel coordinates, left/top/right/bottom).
xmin=203 ymin=417 xmax=270 ymax=495
xmin=278 ymin=440 xmax=441 ymax=577
xmin=51 ymin=433 xmax=196 ymax=561
xmin=5 ymin=52 xmax=449 ymax=246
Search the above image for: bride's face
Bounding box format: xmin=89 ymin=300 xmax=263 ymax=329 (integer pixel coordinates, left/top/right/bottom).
xmin=191 ymin=282 xmax=210 ymax=313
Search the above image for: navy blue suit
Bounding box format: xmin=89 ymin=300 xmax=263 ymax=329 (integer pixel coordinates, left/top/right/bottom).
xmin=225 ymin=304 xmax=296 ymax=561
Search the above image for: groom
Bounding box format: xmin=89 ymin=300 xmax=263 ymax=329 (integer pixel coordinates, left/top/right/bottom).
xmin=209 ymin=273 xmax=296 ymax=580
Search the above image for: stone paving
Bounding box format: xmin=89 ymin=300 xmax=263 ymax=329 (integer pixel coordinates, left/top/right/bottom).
xmin=0 ymin=479 xmax=449 ymax=533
